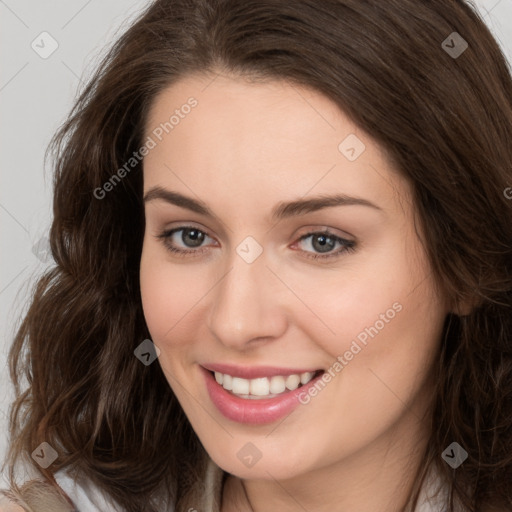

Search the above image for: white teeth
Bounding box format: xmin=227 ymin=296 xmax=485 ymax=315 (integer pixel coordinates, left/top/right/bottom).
xmin=300 ymin=372 xmax=314 ymax=385
xmin=269 ymin=375 xmax=286 ymax=394
xmin=213 ymin=370 xmax=317 ymax=398
xmin=232 ymin=377 xmax=250 ymax=395
xmin=250 ymin=377 xmax=270 ymax=396
xmin=222 ymin=374 xmax=233 ymax=391
xmin=285 ymin=374 xmax=300 ymax=391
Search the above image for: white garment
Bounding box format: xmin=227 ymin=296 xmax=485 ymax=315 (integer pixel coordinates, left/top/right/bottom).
xmin=413 ymin=470 xmax=449 ymax=512
xmin=53 ymin=471 xmax=123 ymax=512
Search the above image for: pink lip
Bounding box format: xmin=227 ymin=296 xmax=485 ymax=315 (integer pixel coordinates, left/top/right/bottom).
xmin=200 ymin=366 xmax=325 ymax=425
xmin=202 ymin=363 xmax=320 ymax=379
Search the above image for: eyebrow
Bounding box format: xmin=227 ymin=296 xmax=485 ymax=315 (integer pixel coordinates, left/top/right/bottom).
xmin=143 ymin=186 xmax=383 ymax=222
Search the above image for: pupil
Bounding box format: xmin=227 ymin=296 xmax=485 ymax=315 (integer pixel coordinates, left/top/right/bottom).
xmin=313 ymin=234 xmax=334 ymax=253
xmin=184 ymin=229 xmax=204 ymax=247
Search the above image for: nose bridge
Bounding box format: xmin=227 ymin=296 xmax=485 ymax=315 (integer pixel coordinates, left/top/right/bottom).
xmin=207 ymin=241 xmax=286 ymax=348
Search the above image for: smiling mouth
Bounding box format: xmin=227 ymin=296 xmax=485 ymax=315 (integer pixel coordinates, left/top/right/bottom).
xmin=209 ymin=369 xmax=324 ymax=399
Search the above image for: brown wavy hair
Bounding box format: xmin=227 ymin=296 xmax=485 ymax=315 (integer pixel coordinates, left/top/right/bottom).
xmin=3 ymin=0 xmax=512 ymax=510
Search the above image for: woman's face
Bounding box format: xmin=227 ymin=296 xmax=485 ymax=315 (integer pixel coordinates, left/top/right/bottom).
xmin=140 ymin=72 xmax=449 ymax=481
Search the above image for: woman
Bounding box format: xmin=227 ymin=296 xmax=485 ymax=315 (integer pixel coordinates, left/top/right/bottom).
xmin=1 ymin=0 xmax=511 ymax=510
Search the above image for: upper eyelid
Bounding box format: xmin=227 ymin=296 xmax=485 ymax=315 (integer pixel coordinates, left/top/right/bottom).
xmin=163 ymin=224 xmax=216 ymax=241
xmin=160 ymin=223 xmax=353 ymax=240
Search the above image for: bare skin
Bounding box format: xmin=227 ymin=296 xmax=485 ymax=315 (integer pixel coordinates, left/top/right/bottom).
xmin=139 ymin=71 xmax=469 ymax=511
xmin=0 ymin=500 xmax=25 ymax=512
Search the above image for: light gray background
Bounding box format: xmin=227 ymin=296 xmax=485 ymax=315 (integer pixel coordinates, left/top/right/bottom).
xmin=1 ymin=0 xmax=511 ymax=484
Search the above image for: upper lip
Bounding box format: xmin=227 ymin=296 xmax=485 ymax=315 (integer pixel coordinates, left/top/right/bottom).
xmin=202 ymin=363 xmax=322 ymax=379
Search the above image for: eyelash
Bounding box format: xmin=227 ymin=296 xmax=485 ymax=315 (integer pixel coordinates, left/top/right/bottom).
xmin=157 ymin=225 xmax=356 ymax=261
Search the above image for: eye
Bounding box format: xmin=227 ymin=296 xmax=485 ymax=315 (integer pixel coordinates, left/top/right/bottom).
xmin=156 ymin=226 xmax=215 ymax=257
xmin=156 ymin=226 xmax=356 ymax=261
xmin=293 ymin=230 xmax=356 ymax=260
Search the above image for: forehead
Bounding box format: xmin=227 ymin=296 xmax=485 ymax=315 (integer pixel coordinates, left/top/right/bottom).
xmin=142 ymin=73 xmax=411 ymax=219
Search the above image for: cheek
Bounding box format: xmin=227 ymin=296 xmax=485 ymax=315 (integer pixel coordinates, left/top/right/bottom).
xmin=316 ymin=271 xmax=444 ymax=408
xmin=298 ymin=241 xmax=444 ymax=377
xmin=139 ymin=242 xmax=216 ymax=360
xmin=140 ymin=245 xmax=189 ymax=343
xmin=285 ymin=253 xmax=404 ymax=360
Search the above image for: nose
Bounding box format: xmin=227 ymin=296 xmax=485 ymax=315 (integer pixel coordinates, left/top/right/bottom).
xmin=207 ymin=246 xmax=288 ymax=350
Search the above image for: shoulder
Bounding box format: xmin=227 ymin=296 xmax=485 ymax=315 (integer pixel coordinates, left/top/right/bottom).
xmin=0 ymin=468 xmax=123 ymax=512
xmin=0 ymin=494 xmax=26 ymax=512
xmin=0 ymin=469 xmax=124 ymax=512
xmin=0 ymin=479 xmax=75 ymax=512
xmin=0 ymin=458 xmax=222 ymax=512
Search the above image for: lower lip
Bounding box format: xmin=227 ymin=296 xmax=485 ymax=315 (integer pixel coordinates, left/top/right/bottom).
xmin=201 ymin=367 xmax=324 ymax=425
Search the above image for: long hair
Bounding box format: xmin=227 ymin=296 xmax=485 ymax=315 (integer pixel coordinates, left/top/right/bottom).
xmin=3 ymin=0 xmax=512 ymax=511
